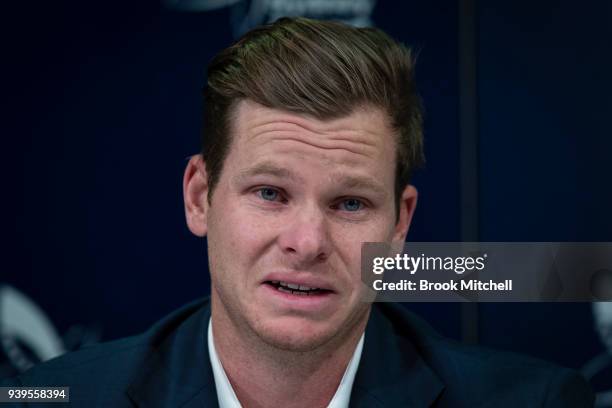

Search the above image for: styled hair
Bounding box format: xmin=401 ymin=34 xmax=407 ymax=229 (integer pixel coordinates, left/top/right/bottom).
xmin=202 ymin=17 xmax=424 ymax=215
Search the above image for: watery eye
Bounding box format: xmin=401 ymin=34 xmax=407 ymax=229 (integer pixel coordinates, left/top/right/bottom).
xmin=341 ymin=198 xmax=363 ymax=212
xmin=259 ymin=187 xmax=279 ymax=201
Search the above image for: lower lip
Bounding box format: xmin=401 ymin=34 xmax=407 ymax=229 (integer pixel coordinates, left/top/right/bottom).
xmin=261 ymin=283 xmax=336 ymax=312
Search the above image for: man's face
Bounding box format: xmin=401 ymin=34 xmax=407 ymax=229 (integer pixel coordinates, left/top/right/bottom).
xmin=185 ymin=100 xmax=416 ymax=352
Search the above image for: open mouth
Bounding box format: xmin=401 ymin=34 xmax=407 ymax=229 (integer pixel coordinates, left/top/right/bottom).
xmin=265 ymin=280 xmax=332 ymax=296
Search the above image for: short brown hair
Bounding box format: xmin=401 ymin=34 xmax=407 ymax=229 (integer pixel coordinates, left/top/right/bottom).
xmin=202 ymin=17 xmax=424 ymax=216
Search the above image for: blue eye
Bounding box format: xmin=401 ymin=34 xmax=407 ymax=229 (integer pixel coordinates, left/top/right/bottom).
xmin=341 ymin=198 xmax=363 ymax=212
xmin=258 ymin=187 xmax=280 ymax=201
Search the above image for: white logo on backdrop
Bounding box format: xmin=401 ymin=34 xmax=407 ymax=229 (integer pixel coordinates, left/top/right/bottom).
xmin=0 ymin=286 xmax=64 ymax=372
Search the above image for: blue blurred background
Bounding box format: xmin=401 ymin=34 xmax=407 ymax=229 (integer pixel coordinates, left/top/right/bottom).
xmin=1 ymin=0 xmax=611 ymax=392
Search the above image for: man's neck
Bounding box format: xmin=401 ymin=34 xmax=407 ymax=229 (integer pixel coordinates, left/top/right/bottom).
xmin=210 ymin=298 xmax=369 ymax=408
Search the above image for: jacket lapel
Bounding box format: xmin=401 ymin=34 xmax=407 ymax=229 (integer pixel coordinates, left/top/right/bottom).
xmin=126 ymin=300 xmax=218 ymax=408
xmin=350 ymin=304 xmax=445 ymax=407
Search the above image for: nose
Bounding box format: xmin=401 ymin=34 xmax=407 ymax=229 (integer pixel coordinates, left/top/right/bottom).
xmin=278 ymin=204 xmax=332 ymax=266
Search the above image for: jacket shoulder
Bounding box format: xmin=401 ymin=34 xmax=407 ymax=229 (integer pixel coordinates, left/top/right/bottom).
xmin=375 ymin=303 xmax=594 ymax=407
xmin=1 ymin=298 xmax=209 ymax=407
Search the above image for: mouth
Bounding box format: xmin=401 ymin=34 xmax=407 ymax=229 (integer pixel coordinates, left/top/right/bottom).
xmin=264 ymin=280 xmax=333 ymax=296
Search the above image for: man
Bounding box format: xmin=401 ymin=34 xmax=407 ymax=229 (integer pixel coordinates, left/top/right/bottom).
xmin=2 ymin=17 xmax=593 ymax=407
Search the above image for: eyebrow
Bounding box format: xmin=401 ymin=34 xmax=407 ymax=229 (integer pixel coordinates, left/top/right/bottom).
xmin=335 ymin=175 xmax=388 ymax=198
xmin=235 ymin=162 xmax=304 ymax=183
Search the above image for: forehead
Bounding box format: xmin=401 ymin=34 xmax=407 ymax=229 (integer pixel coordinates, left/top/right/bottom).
xmin=217 ymin=100 xmax=398 ymax=198
xmin=228 ymin=100 xmax=397 ymax=162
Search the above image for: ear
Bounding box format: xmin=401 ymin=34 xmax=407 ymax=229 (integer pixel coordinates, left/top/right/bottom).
xmin=391 ymin=185 xmax=418 ymax=244
xmin=183 ymin=155 xmax=209 ymax=237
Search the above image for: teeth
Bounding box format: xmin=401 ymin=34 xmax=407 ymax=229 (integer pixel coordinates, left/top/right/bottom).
xmin=274 ymin=281 xmax=322 ymax=293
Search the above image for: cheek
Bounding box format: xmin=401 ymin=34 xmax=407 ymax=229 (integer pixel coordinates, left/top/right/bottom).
xmin=330 ymin=217 xmax=397 ymax=279
xmin=331 ymin=223 xmax=386 ymax=268
xmin=332 ymin=214 xmax=396 ymax=247
xmin=208 ymin=202 xmax=277 ymax=264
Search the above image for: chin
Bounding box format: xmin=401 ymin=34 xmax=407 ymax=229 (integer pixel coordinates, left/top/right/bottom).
xmin=251 ymin=317 xmax=341 ymax=352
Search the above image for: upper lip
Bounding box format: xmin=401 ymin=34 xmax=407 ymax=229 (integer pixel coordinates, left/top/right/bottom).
xmin=262 ymin=272 xmax=336 ymax=292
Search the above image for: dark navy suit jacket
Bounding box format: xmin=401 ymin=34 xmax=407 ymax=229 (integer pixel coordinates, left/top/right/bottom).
xmin=2 ymin=298 xmax=594 ymax=407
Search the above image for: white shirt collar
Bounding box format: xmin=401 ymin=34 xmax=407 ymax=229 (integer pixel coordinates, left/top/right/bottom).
xmin=207 ymin=318 xmax=365 ymax=408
